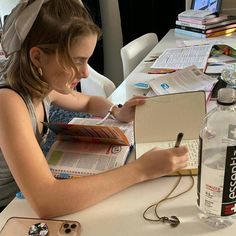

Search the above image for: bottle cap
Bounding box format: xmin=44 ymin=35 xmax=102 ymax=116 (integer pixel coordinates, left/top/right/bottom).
xmin=217 ymin=88 xmax=235 ymax=105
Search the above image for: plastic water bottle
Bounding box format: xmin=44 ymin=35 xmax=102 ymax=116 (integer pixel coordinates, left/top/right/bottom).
xmin=197 ymin=88 xmax=236 ymax=228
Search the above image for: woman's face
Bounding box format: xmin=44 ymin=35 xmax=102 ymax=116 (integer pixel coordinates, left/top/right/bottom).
xmin=40 ymin=34 xmax=97 ymax=94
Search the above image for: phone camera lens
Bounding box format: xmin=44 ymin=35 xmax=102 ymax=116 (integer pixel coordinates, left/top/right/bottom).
xmin=65 ymin=228 xmax=71 ymax=234
xmin=71 ymin=224 xmax=77 ymax=228
xmin=63 ymin=223 xmax=69 ymax=228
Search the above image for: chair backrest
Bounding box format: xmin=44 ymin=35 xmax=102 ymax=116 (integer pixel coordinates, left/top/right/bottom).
xmin=80 ymin=65 xmax=116 ymax=98
xmin=120 ymin=33 xmax=158 ymax=79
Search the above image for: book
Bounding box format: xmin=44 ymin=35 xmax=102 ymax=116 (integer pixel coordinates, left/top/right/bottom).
xmin=175 ymin=27 xmax=208 ymax=38
xmin=178 ymin=14 xmax=228 ymax=25
xmin=207 ymin=27 xmax=236 ymax=37
xmin=175 ymin=27 xmax=236 ymax=38
xmin=175 ymin=23 xmax=236 ymax=34
xmin=176 ymin=16 xmax=236 ymax=30
xmin=178 ymin=9 xmax=216 ymax=20
xmin=176 ymin=20 xmax=209 ymax=30
xmin=135 ymin=91 xmax=206 ymax=176
xmin=206 ymin=23 xmax=236 ymax=34
xmin=44 ymin=117 xmax=134 ymax=178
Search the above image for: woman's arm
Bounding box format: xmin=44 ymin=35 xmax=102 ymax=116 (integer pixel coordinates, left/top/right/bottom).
xmin=0 ymin=89 xmax=188 ymax=218
xmin=49 ymin=90 xmax=113 ymax=117
xmin=49 ymin=90 xmax=146 ymax=122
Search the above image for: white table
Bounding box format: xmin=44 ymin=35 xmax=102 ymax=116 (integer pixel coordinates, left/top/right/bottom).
xmin=109 ymin=28 xmax=217 ymax=112
xmin=0 ymin=29 xmax=233 ymax=235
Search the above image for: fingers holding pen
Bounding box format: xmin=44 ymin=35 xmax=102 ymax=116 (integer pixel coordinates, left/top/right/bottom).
xmin=173 ymin=145 xmax=189 ymax=169
xmin=160 ymin=146 xmax=189 ymax=169
xmin=172 ymin=132 xmax=189 ymax=168
xmin=131 ymin=130 xmax=189 ymax=180
xmin=136 ymin=145 xmax=189 ymax=181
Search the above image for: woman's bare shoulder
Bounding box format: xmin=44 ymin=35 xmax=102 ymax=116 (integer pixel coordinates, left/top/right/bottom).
xmin=0 ymin=88 xmax=32 ymax=130
xmin=0 ymin=88 xmax=28 ymax=111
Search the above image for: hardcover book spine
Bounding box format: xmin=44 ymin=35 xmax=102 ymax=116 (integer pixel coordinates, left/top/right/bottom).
xmin=178 ymin=16 xmax=204 ymax=24
xmin=175 ymin=25 xmax=206 ymax=34
xmin=205 ymin=24 xmax=236 ymax=34
xmin=178 ymin=14 xmax=228 ymax=26
xmin=207 ymin=28 xmax=236 ymax=37
xmin=176 ymin=24 xmax=236 ymax=35
xmin=175 ymin=28 xmax=206 ymax=38
xmin=176 ymin=20 xmax=206 ymax=30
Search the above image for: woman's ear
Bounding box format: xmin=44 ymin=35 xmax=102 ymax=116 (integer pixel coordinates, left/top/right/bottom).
xmin=29 ymin=47 xmax=44 ymax=68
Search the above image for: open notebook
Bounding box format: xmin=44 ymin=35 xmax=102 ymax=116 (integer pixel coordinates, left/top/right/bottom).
xmin=134 ymin=91 xmax=206 ymax=175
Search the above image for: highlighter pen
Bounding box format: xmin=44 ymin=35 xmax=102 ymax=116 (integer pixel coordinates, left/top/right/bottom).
xmin=174 ymin=132 xmax=184 ymax=148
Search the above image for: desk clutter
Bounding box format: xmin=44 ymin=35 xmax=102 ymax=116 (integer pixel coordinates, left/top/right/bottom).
xmin=144 ymin=40 xmax=236 ymax=76
xmin=175 ymin=10 xmax=236 ymax=38
xmin=142 ymin=42 xmax=236 ymax=85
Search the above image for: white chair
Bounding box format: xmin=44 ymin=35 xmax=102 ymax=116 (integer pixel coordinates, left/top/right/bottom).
xmin=80 ymin=65 xmax=116 ymax=98
xmin=120 ymin=33 xmax=158 ymax=79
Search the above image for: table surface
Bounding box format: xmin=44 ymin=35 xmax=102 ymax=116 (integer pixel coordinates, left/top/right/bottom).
xmin=0 ymin=29 xmax=235 ymax=235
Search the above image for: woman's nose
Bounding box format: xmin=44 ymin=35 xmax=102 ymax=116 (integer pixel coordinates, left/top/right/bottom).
xmin=79 ymin=64 xmax=89 ymax=79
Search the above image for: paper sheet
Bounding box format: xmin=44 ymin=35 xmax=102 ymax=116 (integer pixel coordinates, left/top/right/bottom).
xmin=151 ymin=45 xmax=212 ymax=70
xmin=149 ymin=65 xmax=217 ymax=95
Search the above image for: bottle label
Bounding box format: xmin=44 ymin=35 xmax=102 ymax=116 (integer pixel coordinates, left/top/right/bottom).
xmin=198 ymin=155 xmax=224 ymax=216
xmin=222 ymin=146 xmax=236 ymax=216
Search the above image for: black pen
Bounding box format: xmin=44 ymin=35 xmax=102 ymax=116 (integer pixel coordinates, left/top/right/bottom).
xmin=174 ymin=132 xmax=184 ymax=148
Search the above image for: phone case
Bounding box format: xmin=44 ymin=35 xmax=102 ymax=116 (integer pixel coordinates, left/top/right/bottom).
xmin=0 ymin=217 xmax=81 ymax=236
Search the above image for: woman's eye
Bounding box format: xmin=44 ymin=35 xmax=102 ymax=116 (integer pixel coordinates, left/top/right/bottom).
xmin=74 ymin=61 xmax=83 ymax=66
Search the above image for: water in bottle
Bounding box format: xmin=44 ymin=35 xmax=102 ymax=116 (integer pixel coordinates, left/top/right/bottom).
xmin=197 ymin=88 xmax=236 ymax=228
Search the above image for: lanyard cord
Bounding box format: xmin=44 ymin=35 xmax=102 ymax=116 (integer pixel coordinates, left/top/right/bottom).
xmin=143 ymin=171 xmax=194 ymax=227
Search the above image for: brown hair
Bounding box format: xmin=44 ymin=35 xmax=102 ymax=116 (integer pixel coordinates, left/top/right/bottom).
xmin=3 ymin=0 xmax=101 ymax=99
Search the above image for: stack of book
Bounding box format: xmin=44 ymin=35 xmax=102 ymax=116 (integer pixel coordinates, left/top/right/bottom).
xmin=175 ymin=10 xmax=236 ymax=38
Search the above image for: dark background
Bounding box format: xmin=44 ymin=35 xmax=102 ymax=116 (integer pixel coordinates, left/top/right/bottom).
xmin=83 ymin=0 xmax=185 ymax=75
xmin=118 ymin=1 xmax=185 ymax=45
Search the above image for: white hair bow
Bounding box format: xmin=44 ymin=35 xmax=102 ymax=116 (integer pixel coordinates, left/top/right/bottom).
xmin=1 ymin=0 xmax=50 ymax=56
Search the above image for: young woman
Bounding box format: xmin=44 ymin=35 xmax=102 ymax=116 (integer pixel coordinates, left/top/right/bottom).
xmin=0 ymin=0 xmax=188 ymax=218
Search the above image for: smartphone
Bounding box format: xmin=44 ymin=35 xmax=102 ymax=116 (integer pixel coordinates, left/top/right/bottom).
xmin=0 ymin=217 xmax=81 ymax=236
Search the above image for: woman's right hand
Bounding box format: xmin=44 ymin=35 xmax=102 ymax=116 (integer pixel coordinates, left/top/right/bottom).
xmin=132 ymin=146 xmax=189 ymax=182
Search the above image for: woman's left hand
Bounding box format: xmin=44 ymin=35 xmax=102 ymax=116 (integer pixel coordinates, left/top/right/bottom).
xmin=113 ymin=96 xmax=146 ymax=123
